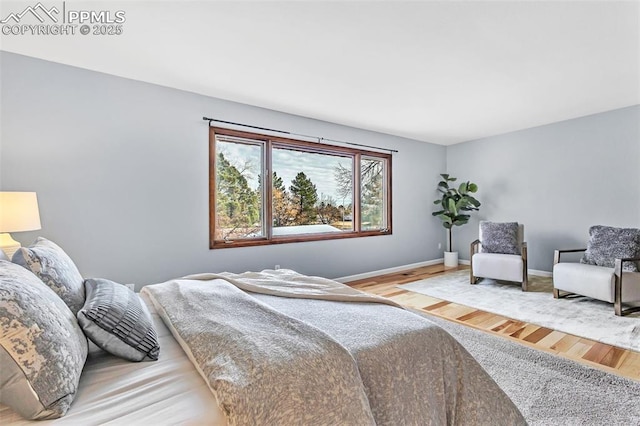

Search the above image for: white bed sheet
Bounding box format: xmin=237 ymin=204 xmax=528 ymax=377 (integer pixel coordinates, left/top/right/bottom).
xmin=0 ymin=293 xmax=226 ymax=425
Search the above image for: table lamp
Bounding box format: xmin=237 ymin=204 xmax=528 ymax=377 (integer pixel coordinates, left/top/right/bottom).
xmin=0 ymin=192 xmax=42 ymax=259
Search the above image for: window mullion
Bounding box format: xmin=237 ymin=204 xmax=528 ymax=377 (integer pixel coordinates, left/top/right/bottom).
xmin=384 ymin=158 xmax=392 ymax=232
xmin=209 ymin=127 xmax=217 ymax=248
xmin=265 ymin=140 xmax=273 ymax=240
xmin=354 ymin=153 xmax=361 ymax=233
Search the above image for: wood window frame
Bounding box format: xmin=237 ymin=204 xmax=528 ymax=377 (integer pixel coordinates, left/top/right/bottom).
xmin=209 ymin=127 xmax=392 ymax=249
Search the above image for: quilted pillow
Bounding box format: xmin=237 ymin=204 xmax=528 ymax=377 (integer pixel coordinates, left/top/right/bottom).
xmin=77 ymin=278 xmax=160 ymax=362
xmin=12 ymin=237 xmax=85 ymax=315
xmin=0 ymin=260 xmax=88 ymax=420
xmin=480 ymin=221 xmax=520 ymax=255
xmin=580 ymin=225 xmax=640 ymax=272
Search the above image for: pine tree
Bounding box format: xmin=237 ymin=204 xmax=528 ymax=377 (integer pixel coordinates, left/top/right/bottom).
xmin=273 ymin=172 xmax=284 ymax=192
xmin=215 ymin=152 xmax=260 ymax=238
xmin=289 ymin=172 xmax=318 ymax=224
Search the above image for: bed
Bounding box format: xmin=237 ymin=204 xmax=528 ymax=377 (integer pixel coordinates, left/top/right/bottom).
xmin=1 ymin=239 xmax=526 ymax=425
xmin=0 ymin=291 xmax=227 ymax=425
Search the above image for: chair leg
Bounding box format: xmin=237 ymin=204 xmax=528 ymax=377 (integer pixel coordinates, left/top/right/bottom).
xmin=521 ymin=272 xmax=528 ymax=291
xmin=615 ymin=300 xmax=622 ymax=316
xmin=553 ymin=288 xmax=560 ymax=299
xmin=469 ymin=251 xmax=478 ymax=284
xmin=521 ymin=244 xmax=528 ymax=291
xmin=469 ymin=266 xmax=478 ymax=284
xmin=614 ymin=259 xmax=623 ymax=316
xmin=614 ymin=273 xmax=622 ymax=316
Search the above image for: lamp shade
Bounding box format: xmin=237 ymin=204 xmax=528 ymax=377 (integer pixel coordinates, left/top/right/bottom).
xmin=0 ymin=192 xmax=42 ymax=233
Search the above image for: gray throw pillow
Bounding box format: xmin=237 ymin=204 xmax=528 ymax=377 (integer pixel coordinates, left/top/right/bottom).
xmin=0 ymin=250 xmax=8 ymax=261
xmin=0 ymin=260 xmax=88 ymax=420
xmin=580 ymin=225 xmax=640 ymax=272
xmin=77 ymin=278 xmax=160 ymax=362
xmin=480 ymin=221 xmax=520 ymax=255
xmin=12 ymin=237 xmax=85 ymax=315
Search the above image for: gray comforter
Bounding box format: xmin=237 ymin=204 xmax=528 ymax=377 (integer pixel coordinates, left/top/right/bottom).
xmin=142 ymin=269 xmax=526 ymax=426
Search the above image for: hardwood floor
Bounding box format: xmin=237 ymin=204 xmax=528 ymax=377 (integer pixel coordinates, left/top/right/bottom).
xmin=347 ymin=264 xmax=640 ymax=382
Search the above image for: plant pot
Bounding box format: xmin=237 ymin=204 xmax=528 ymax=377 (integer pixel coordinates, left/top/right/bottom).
xmin=444 ymin=251 xmax=459 ymax=268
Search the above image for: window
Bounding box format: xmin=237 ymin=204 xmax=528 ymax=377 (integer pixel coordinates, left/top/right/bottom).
xmin=209 ymin=127 xmax=392 ymax=248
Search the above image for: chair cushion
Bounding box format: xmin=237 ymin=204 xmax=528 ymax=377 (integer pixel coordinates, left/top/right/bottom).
xmin=580 ymin=225 xmax=640 ymax=272
xmin=479 ymin=221 xmax=520 ymax=255
xmin=472 ymin=252 xmax=524 ymax=283
xmin=553 ymin=262 xmax=640 ymax=303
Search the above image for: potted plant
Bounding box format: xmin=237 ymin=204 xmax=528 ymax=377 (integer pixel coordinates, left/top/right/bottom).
xmin=432 ymin=174 xmax=481 ymax=267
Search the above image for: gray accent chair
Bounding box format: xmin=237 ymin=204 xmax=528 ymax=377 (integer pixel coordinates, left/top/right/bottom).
xmin=470 ymin=223 xmax=528 ymax=291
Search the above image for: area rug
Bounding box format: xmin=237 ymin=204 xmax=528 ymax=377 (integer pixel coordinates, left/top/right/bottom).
xmin=399 ymin=270 xmax=640 ymax=352
xmin=424 ymin=314 xmax=640 ymax=425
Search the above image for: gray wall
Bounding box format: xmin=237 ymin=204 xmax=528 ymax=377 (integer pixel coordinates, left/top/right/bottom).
xmin=0 ymin=52 xmax=447 ymax=286
xmin=446 ymin=105 xmax=640 ymax=272
xmin=4 ymin=52 xmax=635 ymax=283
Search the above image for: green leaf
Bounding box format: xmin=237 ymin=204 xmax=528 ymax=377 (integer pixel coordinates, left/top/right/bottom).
xmin=433 ymin=200 xmax=442 ymax=205
xmin=437 ymin=214 xmax=452 ymax=223
xmin=466 ymin=196 xmax=481 ymax=207
xmin=458 ymin=182 xmax=468 ymax=194
xmin=448 ymin=177 xmax=457 ymax=182
xmin=468 ymin=183 xmax=478 ymax=192
xmin=438 ymin=181 xmax=449 ymax=189
xmin=440 ymin=173 xmax=449 ymax=180
xmin=447 ymin=198 xmax=458 ymax=215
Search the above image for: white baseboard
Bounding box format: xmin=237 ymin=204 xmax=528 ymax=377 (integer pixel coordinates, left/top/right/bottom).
xmin=528 ymin=269 xmax=552 ymax=277
xmin=335 ymin=258 xmax=444 ymax=283
xmin=336 ymin=258 xmax=552 ymax=283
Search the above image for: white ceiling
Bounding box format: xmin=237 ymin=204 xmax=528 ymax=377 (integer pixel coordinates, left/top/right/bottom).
xmin=1 ymin=1 xmax=638 ymax=145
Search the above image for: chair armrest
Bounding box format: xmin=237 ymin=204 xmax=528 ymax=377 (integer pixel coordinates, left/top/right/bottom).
xmin=614 ymin=257 xmax=640 ymax=274
xmin=616 ymin=256 xmax=640 ymax=262
xmin=470 ymin=239 xmax=480 ymax=256
xmin=553 ymin=248 xmax=587 ymax=265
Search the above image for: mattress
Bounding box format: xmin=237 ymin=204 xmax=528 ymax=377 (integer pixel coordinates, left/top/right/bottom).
xmin=0 ymin=293 xmax=226 ymax=425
